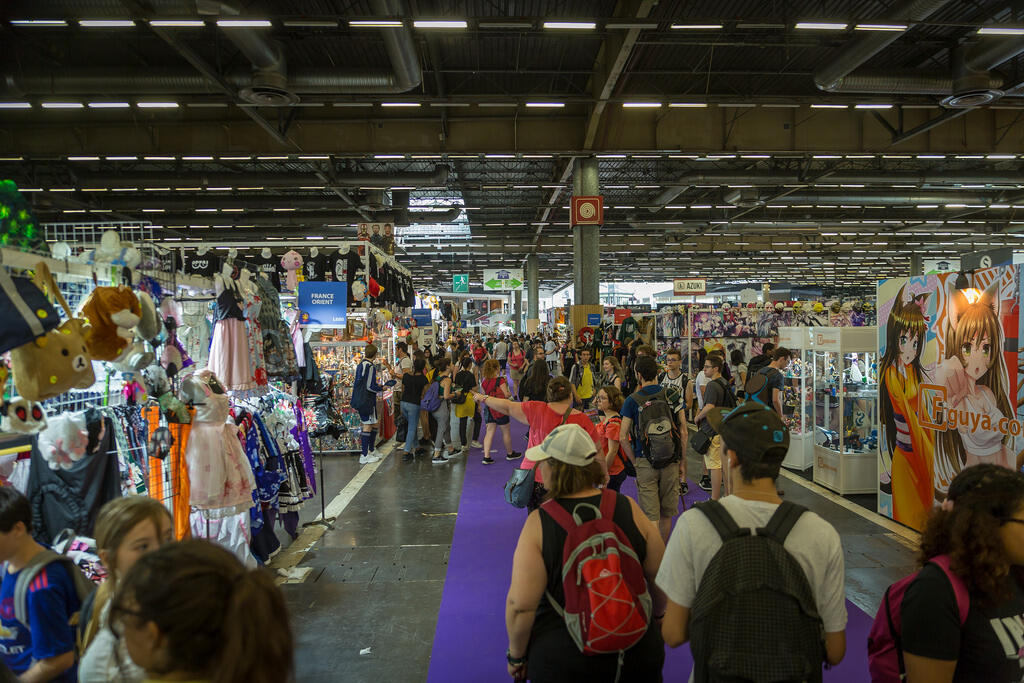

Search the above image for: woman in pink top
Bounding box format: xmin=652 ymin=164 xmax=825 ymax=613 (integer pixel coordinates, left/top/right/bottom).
xmin=473 ymin=376 xmax=605 ymax=510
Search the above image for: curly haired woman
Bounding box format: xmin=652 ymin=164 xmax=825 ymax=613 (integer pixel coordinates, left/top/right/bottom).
xmin=900 ymin=464 xmax=1024 ymax=682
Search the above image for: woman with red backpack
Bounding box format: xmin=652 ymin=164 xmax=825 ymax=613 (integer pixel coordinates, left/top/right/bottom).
xmin=884 ymin=464 xmax=1024 ymax=682
xmin=504 ymin=424 xmax=666 ymax=682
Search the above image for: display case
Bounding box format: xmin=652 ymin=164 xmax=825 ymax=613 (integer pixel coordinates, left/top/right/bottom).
xmin=777 ymin=327 xmax=814 ymax=471
xmin=811 ymin=326 xmax=880 ymax=494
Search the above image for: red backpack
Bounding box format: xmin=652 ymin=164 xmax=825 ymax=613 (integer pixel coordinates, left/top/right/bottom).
xmin=541 ymin=489 xmax=651 ymax=663
xmin=867 ymin=554 xmax=969 ymax=682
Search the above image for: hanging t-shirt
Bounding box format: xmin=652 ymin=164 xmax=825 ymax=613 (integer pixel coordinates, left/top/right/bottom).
xmin=250 ymin=254 xmax=281 ymax=290
xmin=0 ymin=560 xmax=81 ymax=682
xmin=302 ymin=254 xmax=326 ymax=282
xmin=184 ymin=252 xmax=221 ymax=278
xmin=902 ymin=563 xmax=1024 ymax=683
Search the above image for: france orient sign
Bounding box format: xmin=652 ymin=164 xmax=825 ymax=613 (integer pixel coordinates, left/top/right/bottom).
xmin=571 ymin=196 xmax=603 ymax=226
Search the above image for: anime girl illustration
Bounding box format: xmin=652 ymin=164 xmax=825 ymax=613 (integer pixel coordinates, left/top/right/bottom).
xmin=934 ymin=280 xmax=1016 ymax=498
xmin=879 ymin=285 xmax=934 ymax=530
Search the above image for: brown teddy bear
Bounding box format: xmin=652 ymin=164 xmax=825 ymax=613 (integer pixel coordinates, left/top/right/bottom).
xmin=80 ymin=285 xmax=142 ymax=361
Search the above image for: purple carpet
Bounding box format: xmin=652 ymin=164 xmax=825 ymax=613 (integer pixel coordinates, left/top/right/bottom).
xmin=427 ymin=418 xmax=872 ymax=682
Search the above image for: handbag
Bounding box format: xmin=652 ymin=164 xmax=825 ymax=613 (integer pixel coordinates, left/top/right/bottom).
xmin=11 ymin=262 xmax=95 ymax=401
xmin=0 ymin=258 xmax=61 ymax=355
xmin=690 ymin=422 xmax=714 ymax=455
xmin=619 ymin=449 xmax=638 ymax=478
xmin=504 ymin=403 xmax=572 ymax=508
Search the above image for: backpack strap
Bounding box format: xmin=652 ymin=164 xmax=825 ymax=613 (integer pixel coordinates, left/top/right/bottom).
xmin=929 ymin=554 xmax=970 ymax=625
xmin=759 ymin=501 xmax=808 ymax=544
xmin=599 ymin=488 xmax=618 ymax=520
xmin=695 ymin=500 xmax=747 ymax=542
xmin=14 ymin=550 xmax=66 ymax=628
xmin=540 ymin=499 xmax=577 ymax=534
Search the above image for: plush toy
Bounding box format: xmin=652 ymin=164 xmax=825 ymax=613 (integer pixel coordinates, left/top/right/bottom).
xmin=80 ymin=285 xmax=142 ymax=361
xmin=1 ymin=397 xmax=48 ymax=434
xmin=37 ymin=412 xmax=89 ymax=470
xmin=135 ymin=291 xmax=162 ymax=341
xmin=721 ymin=302 xmax=732 ymax=310
xmin=792 ymin=301 xmax=803 ymax=313
xmin=281 ymin=250 xmax=303 ymax=291
xmin=774 ymin=302 xmax=785 ymax=312
xmin=79 ymin=230 xmax=142 ymax=268
xmin=112 ymin=339 xmax=154 ymax=373
xmin=812 ymin=301 xmax=825 ymax=313
xmin=828 ymin=299 xmax=841 ymax=314
xmin=11 ymin=317 xmax=95 ymax=401
xmin=141 ymin=365 xmax=190 ymax=424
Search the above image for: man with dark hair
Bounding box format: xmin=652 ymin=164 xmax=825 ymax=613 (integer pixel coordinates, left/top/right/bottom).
xmin=0 ymin=488 xmax=83 ymax=682
xmin=620 ymin=355 xmax=689 ymax=541
xmin=747 ymin=347 xmax=792 ymax=418
xmin=659 ymin=348 xmax=689 ymax=494
xmin=747 ymin=342 xmax=776 ymax=376
xmin=692 ymin=356 xmax=733 ymax=500
xmin=568 ymin=348 xmax=597 ymax=410
xmin=657 ymin=403 xmax=847 ymax=678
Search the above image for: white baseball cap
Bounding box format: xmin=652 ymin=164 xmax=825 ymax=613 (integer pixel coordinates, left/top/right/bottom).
xmin=524 ymin=424 xmax=597 ymax=467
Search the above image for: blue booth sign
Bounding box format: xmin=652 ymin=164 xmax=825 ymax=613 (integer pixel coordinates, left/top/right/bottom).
xmin=412 ymin=308 xmax=433 ymax=327
xmin=297 ymin=281 xmax=348 ymax=326
xmin=586 ymin=313 xmax=601 ymax=326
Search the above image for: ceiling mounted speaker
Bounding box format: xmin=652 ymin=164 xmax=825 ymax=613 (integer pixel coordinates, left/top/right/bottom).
xmin=941 ymin=89 xmax=1002 ymax=108
xmin=239 ymin=85 xmax=299 ymax=106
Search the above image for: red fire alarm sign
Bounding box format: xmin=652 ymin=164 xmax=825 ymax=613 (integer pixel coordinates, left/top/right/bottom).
xmin=571 ymin=195 xmax=604 ymax=226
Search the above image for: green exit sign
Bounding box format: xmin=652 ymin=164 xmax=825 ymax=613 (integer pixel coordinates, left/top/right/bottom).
xmin=453 ymin=274 xmax=469 ymax=292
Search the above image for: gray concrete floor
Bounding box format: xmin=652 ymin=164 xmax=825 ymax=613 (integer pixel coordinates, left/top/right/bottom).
xmin=274 ymin=443 xmax=915 ymax=682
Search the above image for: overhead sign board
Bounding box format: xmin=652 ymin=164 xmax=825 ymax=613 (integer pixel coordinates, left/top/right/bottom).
xmin=962 ymin=248 xmax=1012 ymax=271
xmin=586 ymin=313 xmax=601 ymax=326
xmin=452 ymin=273 xmax=469 ymax=293
xmin=673 ymin=278 xmax=707 ymax=296
xmin=412 ymin=308 xmax=432 ymax=327
xmin=571 ymin=195 xmax=604 ymax=226
xmin=483 ymin=268 xmax=524 ymax=291
xmin=923 ymin=257 xmax=961 ymax=274
xmin=297 ymin=281 xmax=348 ymax=326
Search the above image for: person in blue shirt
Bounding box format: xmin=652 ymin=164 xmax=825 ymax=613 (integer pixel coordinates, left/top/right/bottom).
xmin=0 ymin=488 xmax=81 ymax=682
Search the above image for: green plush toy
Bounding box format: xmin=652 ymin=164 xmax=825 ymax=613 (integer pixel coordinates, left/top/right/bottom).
xmin=0 ymin=180 xmax=46 ymax=253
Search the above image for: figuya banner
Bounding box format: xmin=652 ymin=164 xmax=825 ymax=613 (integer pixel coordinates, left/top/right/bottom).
xmin=878 ymin=268 xmax=1020 ymax=531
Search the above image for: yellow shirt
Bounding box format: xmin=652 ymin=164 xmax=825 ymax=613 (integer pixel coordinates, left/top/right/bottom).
xmin=579 ymin=364 xmax=594 ymax=399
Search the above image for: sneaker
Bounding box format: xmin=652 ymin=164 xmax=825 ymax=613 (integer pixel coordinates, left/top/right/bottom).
xmin=445 ymin=449 xmax=460 ymax=460
xmin=697 ymin=475 xmax=712 ymax=492
xmin=432 ymin=453 xmax=448 ymax=465
xmin=506 ymin=451 xmax=520 ymax=461
xmin=482 ymin=457 xmax=495 ymax=465
xmin=401 ymin=451 xmax=413 ymax=462
xmin=460 ymin=446 xmax=469 ymax=456
xmin=365 ymin=452 xmax=382 ymax=464
xmin=358 ymin=454 xmax=370 ymax=465
xmin=471 ymin=440 xmax=483 ymax=449
xmin=680 ymin=481 xmax=689 ymax=496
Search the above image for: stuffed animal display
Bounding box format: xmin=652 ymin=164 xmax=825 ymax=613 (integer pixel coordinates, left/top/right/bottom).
xmin=1 ymin=397 xmax=48 ymax=434
xmin=11 ymin=317 xmax=95 ymax=401
xmin=80 ymin=285 xmax=142 ymax=361
xmin=37 ymin=413 xmax=89 ymax=470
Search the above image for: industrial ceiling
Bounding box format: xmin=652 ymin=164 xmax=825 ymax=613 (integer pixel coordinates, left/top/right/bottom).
xmin=3 ymin=0 xmax=1024 ymax=291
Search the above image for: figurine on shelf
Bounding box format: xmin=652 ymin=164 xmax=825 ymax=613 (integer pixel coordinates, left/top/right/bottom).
xmin=816 ymin=426 xmax=840 ymax=450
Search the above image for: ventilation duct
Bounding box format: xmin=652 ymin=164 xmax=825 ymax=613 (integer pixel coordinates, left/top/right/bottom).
xmin=70 ymin=166 xmax=450 ymax=189
xmin=2 ymin=0 xmax=422 ymax=98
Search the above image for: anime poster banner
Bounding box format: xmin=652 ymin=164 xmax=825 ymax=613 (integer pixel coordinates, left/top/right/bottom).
xmin=878 ymin=268 xmax=1020 ymax=531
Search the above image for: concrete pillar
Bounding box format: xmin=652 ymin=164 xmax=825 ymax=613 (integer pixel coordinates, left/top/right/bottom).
xmin=909 ymin=253 xmax=923 ymax=277
xmin=572 ymin=157 xmax=600 ymax=306
xmin=513 ymin=290 xmax=522 ymax=331
xmin=526 ymin=253 xmax=539 ymax=319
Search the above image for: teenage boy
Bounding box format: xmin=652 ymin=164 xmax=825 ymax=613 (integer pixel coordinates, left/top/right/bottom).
xmin=620 ymin=356 xmax=689 ymax=542
xmin=692 ymin=356 xmax=732 ymax=500
xmin=0 ymin=488 xmax=82 ymax=683
xmin=658 ymin=348 xmax=689 ymax=495
xmin=493 ymin=336 xmax=509 ymax=372
xmin=657 ymin=402 xmax=847 ymax=678
xmin=760 ymin=347 xmax=792 ymax=418
xmin=747 ymin=342 xmax=776 ymax=376
xmin=569 ymin=348 xmax=598 ymax=409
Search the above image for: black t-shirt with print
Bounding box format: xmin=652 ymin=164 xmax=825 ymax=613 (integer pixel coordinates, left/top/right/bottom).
xmin=250 ymin=254 xmax=282 ymax=290
xmin=184 ymin=252 xmax=221 ymax=277
xmin=302 ymin=253 xmax=326 ymax=282
xmin=902 ymin=562 xmax=1024 ymax=683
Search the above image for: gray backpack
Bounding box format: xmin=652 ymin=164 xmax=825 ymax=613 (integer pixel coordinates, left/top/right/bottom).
xmin=13 ymin=549 xmax=95 ymax=631
xmin=630 ymin=388 xmax=680 ymax=469
xmin=690 ymin=501 xmax=827 ymax=683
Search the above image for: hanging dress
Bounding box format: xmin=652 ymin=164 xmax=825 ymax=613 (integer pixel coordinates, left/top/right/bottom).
xmin=180 ymin=300 xmax=212 ymax=369
xmin=241 ymin=282 xmax=269 ymax=391
xmin=207 ymin=278 xmax=254 ymax=392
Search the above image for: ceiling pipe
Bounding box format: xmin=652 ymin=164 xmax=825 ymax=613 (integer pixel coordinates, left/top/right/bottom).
xmin=32 ymin=196 xmax=461 ymax=212
xmin=813 ymin=0 xmax=956 ymax=91
xmin=69 ymin=166 xmax=450 ymax=188
xmin=2 ymin=0 xmax=421 ymax=98
xmin=758 ymin=192 xmax=1000 ymax=205
xmin=651 ymin=171 xmax=1024 ymax=188
xmin=152 ymin=207 xmax=462 ymax=225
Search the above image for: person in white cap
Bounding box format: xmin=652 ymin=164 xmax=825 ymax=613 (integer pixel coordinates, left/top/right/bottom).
xmin=504 ymin=424 xmax=667 ymax=682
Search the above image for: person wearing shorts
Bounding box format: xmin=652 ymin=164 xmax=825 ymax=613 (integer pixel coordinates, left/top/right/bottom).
xmin=480 ymin=360 xmax=518 ymax=465
xmin=692 ymin=355 xmax=730 ymax=500
xmin=619 ymin=356 xmax=688 ymax=541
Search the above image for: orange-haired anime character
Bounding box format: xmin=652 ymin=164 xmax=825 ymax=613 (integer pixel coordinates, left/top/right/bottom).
xmin=880 ymin=285 xmax=934 ymax=530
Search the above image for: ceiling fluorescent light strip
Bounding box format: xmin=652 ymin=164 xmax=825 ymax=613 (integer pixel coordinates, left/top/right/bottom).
xmin=978 ymin=27 xmax=1024 ymax=35
xmin=671 ymin=24 xmax=723 ymax=29
xmin=10 ymin=20 xmax=68 ymax=26
xmin=137 ymin=101 xmax=179 ymax=108
xmin=854 ymin=24 xmax=907 ymax=31
xmin=0 ymin=102 xmax=32 ymax=109
xmin=855 ymin=103 xmax=892 ymax=109
xmin=216 ymin=19 xmax=273 ymax=28
xmin=381 ymin=102 xmax=420 ymax=107
xmin=349 ymin=20 xmax=403 ymax=27
xmin=622 ymin=102 xmax=661 ymax=108
xmin=525 ymin=102 xmax=565 ymax=108
xmin=149 ymin=20 xmax=206 ymax=27
xmin=79 ymin=20 xmax=136 ymax=27
xmin=543 ymin=21 xmax=597 ymax=30
xmin=88 ymin=101 xmax=130 ymax=108
xmin=413 ymin=20 xmax=468 ymax=29
xmin=669 ymin=102 xmax=707 ymax=107
xmin=795 ymin=22 xmax=848 ymax=30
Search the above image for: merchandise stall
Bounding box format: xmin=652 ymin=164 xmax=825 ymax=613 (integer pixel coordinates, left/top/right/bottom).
xmin=777 ymin=327 xmax=814 ymax=471
xmin=811 ymin=326 xmax=880 ymax=495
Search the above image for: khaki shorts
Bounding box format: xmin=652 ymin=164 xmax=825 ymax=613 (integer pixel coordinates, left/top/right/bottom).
xmin=635 ymin=457 xmax=680 ymax=521
xmin=704 ymin=434 xmax=723 ymax=470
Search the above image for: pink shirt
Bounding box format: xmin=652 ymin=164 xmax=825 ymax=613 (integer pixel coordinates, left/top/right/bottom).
xmin=519 ymin=401 xmax=601 ymax=483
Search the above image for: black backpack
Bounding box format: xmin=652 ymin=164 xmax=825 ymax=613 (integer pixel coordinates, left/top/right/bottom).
xmin=690 ymin=501 xmax=827 ymax=683
xmin=631 ymin=388 xmax=681 ymax=469
xmin=745 ymin=367 xmax=779 ymax=407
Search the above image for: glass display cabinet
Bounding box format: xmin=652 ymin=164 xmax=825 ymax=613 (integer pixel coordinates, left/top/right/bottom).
xmin=777 ymin=327 xmax=814 ymax=471
xmin=811 ymin=326 xmax=880 ymax=494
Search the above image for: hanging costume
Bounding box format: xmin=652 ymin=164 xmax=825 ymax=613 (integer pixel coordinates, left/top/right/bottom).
xmin=207 ymin=277 xmax=254 ymax=392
